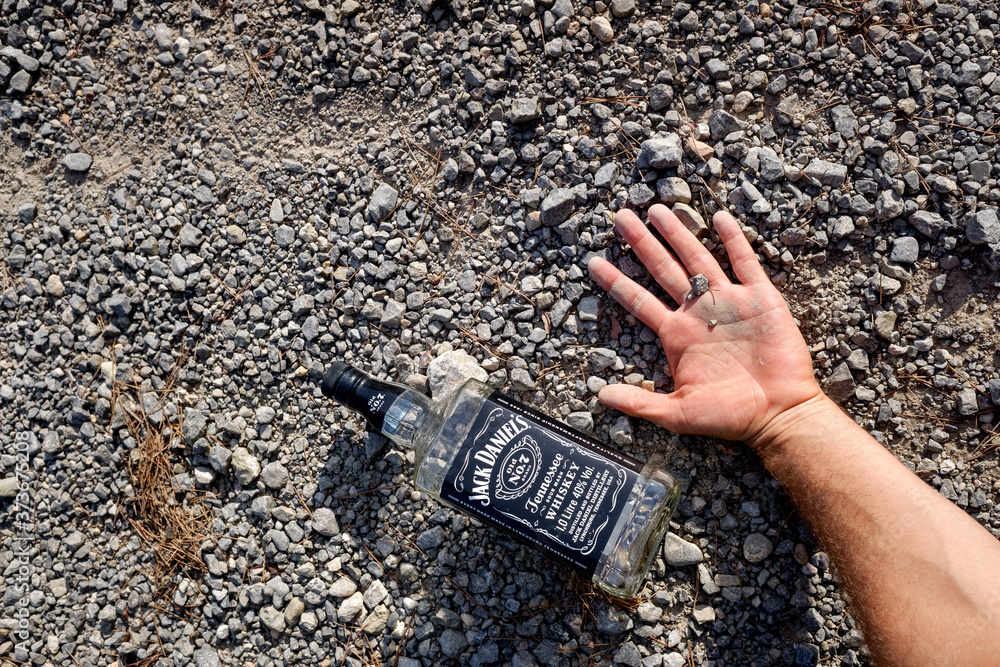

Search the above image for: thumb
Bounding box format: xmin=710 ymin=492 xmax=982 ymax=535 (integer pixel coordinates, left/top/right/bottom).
xmin=597 ymin=383 xmax=689 ymax=433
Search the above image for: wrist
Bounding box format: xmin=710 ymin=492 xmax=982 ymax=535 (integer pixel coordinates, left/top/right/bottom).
xmin=748 ymin=393 xmax=848 ymax=466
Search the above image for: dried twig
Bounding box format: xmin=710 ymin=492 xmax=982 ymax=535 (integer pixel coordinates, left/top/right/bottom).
xmin=114 ymin=346 xmax=213 ymax=597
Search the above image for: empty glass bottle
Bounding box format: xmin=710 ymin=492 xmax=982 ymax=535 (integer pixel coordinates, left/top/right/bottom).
xmin=322 ymin=361 xmax=682 ymax=597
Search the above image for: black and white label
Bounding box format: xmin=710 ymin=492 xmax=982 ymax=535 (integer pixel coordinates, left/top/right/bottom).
xmin=440 ymin=391 xmax=642 ymax=576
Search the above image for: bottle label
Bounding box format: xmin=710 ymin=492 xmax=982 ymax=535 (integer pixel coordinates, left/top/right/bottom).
xmin=440 ymin=391 xmax=642 ymax=576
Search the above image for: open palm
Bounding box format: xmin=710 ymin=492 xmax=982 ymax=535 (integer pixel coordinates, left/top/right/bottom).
xmin=588 ymin=205 xmax=823 ymax=445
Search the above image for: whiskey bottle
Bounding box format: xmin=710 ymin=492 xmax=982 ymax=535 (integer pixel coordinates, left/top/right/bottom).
xmin=322 ymin=361 xmax=682 ymax=598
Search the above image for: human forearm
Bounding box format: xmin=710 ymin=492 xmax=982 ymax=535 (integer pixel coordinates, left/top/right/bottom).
xmin=587 ymin=206 xmax=1000 ymax=662
xmin=752 ymin=396 xmax=1000 ymax=666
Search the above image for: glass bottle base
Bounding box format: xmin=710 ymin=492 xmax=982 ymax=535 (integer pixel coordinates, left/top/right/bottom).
xmin=592 ymin=467 xmax=682 ymax=597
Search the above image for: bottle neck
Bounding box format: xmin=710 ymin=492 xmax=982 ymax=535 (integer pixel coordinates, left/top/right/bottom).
xmin=323 ymin=363 xmax=433 ymax=448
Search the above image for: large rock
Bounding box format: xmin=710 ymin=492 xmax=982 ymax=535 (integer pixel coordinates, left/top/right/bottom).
xmin=591 ymin=16 xmax=614 ymax=43
xmin=566 ymin=411 xmax=594 ymax=433
xmin=705 ymin=58 xmax=730 ymax=79
xmin=256 ymin=405 xmax=276 ymax=425
xmin=648 ymin=83 xmax=672 ymax=111
xmin=193 ymin=647 xmax=222 ymax=667
xmin=874 ymin=190 xmax=904 ymax=222
xmin=45 ymin=274 xmax=64 ymax=296
xmin=662 ymin=532 xmax=703 ymax=566
xmin=628 ymin=183 xmax=655 ymax=207
xmin=966 ymin=208 xmax=1000 ymax=245
xmin=192 ymin=185 xmax=215 ymax=204
xmin=672 ymin=203 xmax=709 ymax=238
xmin=269 ymin=198 xmax=284 ymax=223
xmin=803 ymin=159 xmax=847 ymax=187
xmin=173 ymin=36 xmax=191 ymax=60
xmin=743 ymin=532 xmax=773 ymax=562
xmin=427 ymin=349 xmax=488 ymax=400
xmin=182 ymin=408 xmax=208 ymax=441
xmin=439 ymin=629 xmax=469 ymax=659
xmin=8 ymin=69 xmax=31 ymax=94
xmin=381 ymin=299 xmax=406 ymax=328
xmin=794 ymin=643 xmax=820 ymax=667
xmin=889 ymin=236 xmax=919 ymax=264
xmin=589 ymin=347 xmax=618 ymax=372
xmin=367 ymin=183 xmax=399 ymax=222
xmin=363 ymin=580 xmax=389 ymax=609
xmin=311 ymin=507 xmax=340 ymax=536
xmin=0 ymin=477 xmax=18 ymax=497
xmin=338 ymin=592 xmax=366 ymax=622
xmin=14 ymin=52 xmax=40 ymax=74
xmin=595 ymin=603 xmax=633 ymax=635
xmin=664 ymin=653 xmax=688 ymax=667
xmin=207 ymin=446 xmax=231 ymax=474
xmin=908 ymin=210 xmax=944 ymax=238
xmin=508 ymin=97 xmax=540 ymax=123
xmin=874 ymin=311 xmax=897 ymax=339
xmin=989 ymin=379 xmax=1000 ymax=406
xmin=260 ymin=605 xmax=286 ymax=633
xmin=578 ymin=295 xmax=604 ymax=321
xmin=611 ymin=0 xmax=636 ymax=17
xmin=284 ymin=598 xmax=306 ymax=626
xmin=178 ymin=223 xmax=203 ymax=247
xmin=48 ymin=578 xmax=67 ymax=598
xmin=824 ymin=362 xmax=855 ymax=403
xmin=261 ymin=461 xmax=288 ymax=489
xmin=291 ymin=293 xmax=314 ymax=315
xmin=957 ymin=387 xmax=979 ymax=416
xmin=609 ymin=415 xmax=633 ymax=445
xmin=657 ymin=177 xmax=691 ymax=205
xmin=758 ymin=147 xmax=785 ymax=182
xmin=692 ymin=604 xmax=716 ymax=624
xmin=230 ymin=447 xmax=261 ymax=485
xmin=362 ymin=604 xmax=390 ymax=636
xmin=847 ymin=347 xmax=871 ymax=371
xmin=637 ymin=135 xmax=682 ymax=169
xmin=828 ymin=104 xmax=858 ymax=139
xmin=707 ymin=109 xmax=746 ymax=139
xmin=868 ymin=273 xmax=902 ymax=295
xmin=63 ymin=153 xmax=93 ymax=172
xmin=329 ymin=578 xmax=358 ymax=598
xmin=595 ymin=162 xmax=620 ymax=189
xmin=154 ymin=23 xmax=173 ymax=51
xmin=415 ymin=526 xmax=445 ymax=550
xmin=540 ymin=188 xmax=576 ymax=226
xmin=828 ymin=216 xmax=855 ymax=240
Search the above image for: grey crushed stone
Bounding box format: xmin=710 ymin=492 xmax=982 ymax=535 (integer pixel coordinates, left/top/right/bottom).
xmin=61 ymin=152 xmax=92 ymax=171
xmin=687 ymin=274 xmax=709 ymax=299
xmin=3 ymin=1 xmax=999 ymax=665
xmin=367 ymin=182 xmax=399 ymax=222
xmin=662 ymin=532 xmax=704 ymax=566
xmin=743 ymin=533 xmax=774 ymax=563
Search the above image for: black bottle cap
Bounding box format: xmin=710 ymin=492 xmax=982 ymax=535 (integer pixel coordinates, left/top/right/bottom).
xmin=322 ymin=361 xmax=366 ymax=403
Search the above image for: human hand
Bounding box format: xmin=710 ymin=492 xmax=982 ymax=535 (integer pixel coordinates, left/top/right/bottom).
xmin=588 ymin=204 xmax=825 ymax=446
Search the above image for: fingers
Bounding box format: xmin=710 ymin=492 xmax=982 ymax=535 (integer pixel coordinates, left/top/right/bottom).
xmin=647 ymin=204 xmax=729 ymax=286
xmin=588 ymin=256 xmax=672 ymax=331
xmin=712 ymin=210 xmax=769 ymax=285
xmin=612 ymin=209 xmax=690 ymax=304
xmin=597 ymin=384 xmax=687 ymax=432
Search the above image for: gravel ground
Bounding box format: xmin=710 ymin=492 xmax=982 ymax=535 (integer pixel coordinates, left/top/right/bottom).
xmin=2 ymin=0 xmax=1000 ymax=665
